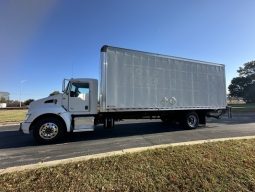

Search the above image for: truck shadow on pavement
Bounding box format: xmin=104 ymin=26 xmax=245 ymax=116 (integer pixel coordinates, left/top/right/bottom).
xmin=67 ymin=121 xmax=182 ymax=143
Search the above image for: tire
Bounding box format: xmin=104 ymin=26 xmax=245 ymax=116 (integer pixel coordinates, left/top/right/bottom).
xmin=32 ymin=117 xmax=65 ymax=144
xmin=182 ymin=111 xmax=199 ymax=129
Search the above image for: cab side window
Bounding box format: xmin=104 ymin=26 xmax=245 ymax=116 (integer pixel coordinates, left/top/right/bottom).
xmin=70 ymin=82 xmax=89 ymax=101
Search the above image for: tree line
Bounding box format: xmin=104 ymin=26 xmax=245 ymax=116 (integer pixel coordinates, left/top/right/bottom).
xmin=228 ymin=61 xmax=255 ymax=103
xmin=0 ymin=97 xmax=34 ymax=107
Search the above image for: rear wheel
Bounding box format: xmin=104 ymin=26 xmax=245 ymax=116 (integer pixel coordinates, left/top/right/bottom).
xmin=33 ymin=117 xmax=65 ymax=144
xmin=182 ymin=111 xmax=199 ymax=129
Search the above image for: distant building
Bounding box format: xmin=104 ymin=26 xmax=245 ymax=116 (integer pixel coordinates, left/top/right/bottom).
xmin=0 ymin=92 xmax=10 ymax=101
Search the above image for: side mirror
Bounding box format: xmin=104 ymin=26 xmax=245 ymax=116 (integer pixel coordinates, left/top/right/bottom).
xmin=62 ymin=79 xmax=69 ymax=93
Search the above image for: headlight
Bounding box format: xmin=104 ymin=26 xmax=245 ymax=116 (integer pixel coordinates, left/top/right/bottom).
xmin=24 ymin=113 xmax=31 ymax=121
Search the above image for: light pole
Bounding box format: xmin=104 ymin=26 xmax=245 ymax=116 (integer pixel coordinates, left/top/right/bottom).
xmin=19 ymin=80 xmax=26 ymax=108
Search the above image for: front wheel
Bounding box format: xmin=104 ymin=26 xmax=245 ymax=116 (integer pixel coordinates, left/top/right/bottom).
xmin=33 ymin=117 xmax=65 ymax=144
xmin=182 ymin=112 xmax=199 ymax=129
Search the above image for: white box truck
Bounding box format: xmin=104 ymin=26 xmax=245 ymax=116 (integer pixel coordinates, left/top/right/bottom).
xmin=20 ymin=45 xmax=227 ymax=144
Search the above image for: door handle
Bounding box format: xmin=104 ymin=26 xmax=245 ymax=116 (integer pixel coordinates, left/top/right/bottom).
xmin=85 ymin=106 xmax=88 ymax=110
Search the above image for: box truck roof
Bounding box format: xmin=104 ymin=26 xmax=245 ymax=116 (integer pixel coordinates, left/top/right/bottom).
xmin=101 ymin=45 xmax=224 ymax=67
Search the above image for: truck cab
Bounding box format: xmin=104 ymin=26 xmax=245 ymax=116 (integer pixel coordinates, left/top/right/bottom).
xmin=62 ymin=78 xmax=98 ymax=115
xmin=20 ymin=78 xmax=98 ymax=144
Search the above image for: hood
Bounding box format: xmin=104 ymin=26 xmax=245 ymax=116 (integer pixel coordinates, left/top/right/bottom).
xmin=29 ymin=94 xmax=63 ymax=109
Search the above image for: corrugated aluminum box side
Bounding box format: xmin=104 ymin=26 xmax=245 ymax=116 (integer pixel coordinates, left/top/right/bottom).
xmin=100 ymin=46 xmax=226 ymax=112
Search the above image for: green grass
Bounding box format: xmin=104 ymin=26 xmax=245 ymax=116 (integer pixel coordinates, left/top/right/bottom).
xmin=1 ymin=139 xmax=255 ymax=192
xmin=0 ymin=109 xmax=27 ymax=124
xmin=228 ymin=103 xmax=255 ymax=112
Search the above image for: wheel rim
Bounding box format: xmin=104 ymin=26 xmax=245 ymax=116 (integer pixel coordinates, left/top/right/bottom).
xmin=39 ymin=122 xmax=59 ymax=140
xmin=187 ymin=114 xmax=198 ymax=128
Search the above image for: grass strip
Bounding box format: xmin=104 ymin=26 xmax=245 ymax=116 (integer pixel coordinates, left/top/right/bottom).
xmin=0 ymin=110 xmax=27 ymax=124
xmin=1 ymin=139 xmax=255 ymax=191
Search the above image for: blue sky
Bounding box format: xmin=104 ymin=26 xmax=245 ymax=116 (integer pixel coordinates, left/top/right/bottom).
xmin=0 ymin=0 xmax=255 ymax=101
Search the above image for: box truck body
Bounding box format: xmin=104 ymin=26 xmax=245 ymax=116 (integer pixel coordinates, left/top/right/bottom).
xmin=100 ymin=46 xmax=226 ymax=112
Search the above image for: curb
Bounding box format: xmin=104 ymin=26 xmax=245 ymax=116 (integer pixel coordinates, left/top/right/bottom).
xmin=1 ymin=135 xmax=255 ymax=175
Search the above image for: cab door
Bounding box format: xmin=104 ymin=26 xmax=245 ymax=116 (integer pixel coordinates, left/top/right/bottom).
xmin=69 ymin=82 xmax=90 ymax=113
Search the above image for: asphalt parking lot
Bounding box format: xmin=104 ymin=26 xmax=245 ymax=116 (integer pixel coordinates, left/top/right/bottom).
xmin=0 ymin=112 xmax=254 ymax=169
